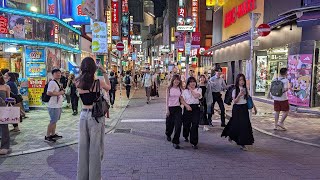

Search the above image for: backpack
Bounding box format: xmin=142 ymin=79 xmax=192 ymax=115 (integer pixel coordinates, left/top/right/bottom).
xmin=42 ymin=80 xmax=60 ymax=102
xmin=125 ymin=76 xmax=130 ymax=85
xmin=224 ymin=84 xmax=235 ymax=105
xmin=270 ymin=78 xmax=284 ymax=97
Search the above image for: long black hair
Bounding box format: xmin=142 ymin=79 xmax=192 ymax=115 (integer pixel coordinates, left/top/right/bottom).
xmin=235 ymin=73 xmax=248 ymax=99
xmin=77 ymin=57 xmax=97 ymax=90
xmin=186 ymin=76 xmax=197 ymax=88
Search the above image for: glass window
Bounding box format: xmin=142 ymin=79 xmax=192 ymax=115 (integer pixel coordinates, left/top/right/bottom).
xmin=0 ymin=44 xmax=24 ymax=76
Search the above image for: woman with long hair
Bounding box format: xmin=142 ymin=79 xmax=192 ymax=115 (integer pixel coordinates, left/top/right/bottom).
xmin=182 ymin=76 xmax=202 ymax=149
xmin=199 ymin=75 xmax=209 ymax=131
xmin=68 ymin=74 xmax=79 ymax=115
xmin=221 ymin=74 xmax=257 ymax=151
xmin=76 ymin=57 xmax=111 ymax=180
xmin=0 ymin=72 xmax=11 ymax=155
xmin=165 ymin=74 xmax=184 ymax=149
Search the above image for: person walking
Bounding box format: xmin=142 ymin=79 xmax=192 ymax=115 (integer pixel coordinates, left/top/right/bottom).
xmin=272 ymin=68 xmax=290 ymax=130
xmin=45 ymin=68 xmax=64 ymax=143
xmin=221 ymin=74 xmax=257 ymax=151
xmin=68 ymin=74 xmax=79 ymax=115
xmin=182 ymin=77 xmax=202 ymax=149
xmin=165 ymin=74 xmax=184 ymax=149
xmin=76 ymin=57 xmax=111 ymax=180
xmin=109 ymin=71 xmax=118 ymax=108
xmin=0 ymin=72 xmax=11 ymax=155
xmin=206 ymin=67 xmax=227 ymax=127
xmin=60 ymin=70 xmax=71 ymax=108
xmin=123 ymin=71 xmax=133 ymax=99
xmin=142 ymin=67 xmax=153 ymax=104
xmin=151 ymin=72 xmax=158 ymax=99
xmin=199 ymin=75 xmax=209 ymax=131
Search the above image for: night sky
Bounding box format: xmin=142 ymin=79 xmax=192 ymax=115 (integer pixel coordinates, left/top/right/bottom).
xmin=152 ymin=0 xmax=166 ymax=17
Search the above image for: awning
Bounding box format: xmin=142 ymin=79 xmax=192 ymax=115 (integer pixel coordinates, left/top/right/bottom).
xmin=297 ymin=11 xmax=320 ymax=27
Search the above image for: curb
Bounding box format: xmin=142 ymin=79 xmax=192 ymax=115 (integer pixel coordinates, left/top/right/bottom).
xmin=253 ymin=97 xmax=320 ymax=115
xmin=1 ymin=90 xmax=135 ymax=158
xmin=219 ymin=109 xmax=320 ymax=148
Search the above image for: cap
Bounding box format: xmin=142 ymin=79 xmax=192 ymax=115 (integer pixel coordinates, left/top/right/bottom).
xmin=52 ymin=68 xmax=61 ymax=74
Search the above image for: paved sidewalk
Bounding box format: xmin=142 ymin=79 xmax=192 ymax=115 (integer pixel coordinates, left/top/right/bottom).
xmin=1 ymin=90 xmax=132 ymax=157
xmin=216 ymin=100 xmax=320 ymax=147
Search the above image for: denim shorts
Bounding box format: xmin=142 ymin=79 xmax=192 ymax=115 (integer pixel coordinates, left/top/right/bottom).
xmin=48 ymin=108 xmax=62 ymax=124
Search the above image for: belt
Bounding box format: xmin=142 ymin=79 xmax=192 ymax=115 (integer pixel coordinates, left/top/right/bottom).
xmin=82 ymin=109 xmax=92 ymax=112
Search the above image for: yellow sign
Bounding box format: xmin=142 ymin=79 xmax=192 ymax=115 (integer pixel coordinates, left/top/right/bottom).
xmin=206 ymin=0 xmax=216 ymax=6
xmin=218 ymin=0 xmax=225 ymax=6
xmin=28 ymin=78 xmax=46 ymax=107
xmin=107 ymin=10 xmax=112 ymax=44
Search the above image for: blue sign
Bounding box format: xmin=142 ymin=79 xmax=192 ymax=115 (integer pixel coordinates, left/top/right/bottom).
xmin=26 ymin=63 xmax=47 ymax=77
xmin=68 ymin=61 xmax=80 ymax=76
xmin=72 ymin=0 xmax=90 ymax=24
xmin=25 ymin=48 xmax=46 ymax=63
xmin=47 ymin=0 xmax=57 ymax=16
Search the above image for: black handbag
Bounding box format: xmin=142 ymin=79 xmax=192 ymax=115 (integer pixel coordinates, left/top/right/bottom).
xmin=92 ymin=80 xmax=110 ymax=122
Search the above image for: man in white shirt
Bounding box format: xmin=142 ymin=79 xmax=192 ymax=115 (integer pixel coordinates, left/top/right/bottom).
xmin=273 ymin=68 xmax=290 ymax=130
xmin=142 ymin=67 xmax=153 ymax=104
xmin=45 ymin=69 xmax=65 ymax=143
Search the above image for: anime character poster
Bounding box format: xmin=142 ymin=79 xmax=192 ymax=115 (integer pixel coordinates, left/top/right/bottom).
xmin=287 ymin=54 xmax=313 ymax=107
xmin=255 ymin=56 xmax=267 ymax=93
xmin=46 ymin=48 xmax=61 ymax=71
xmin=9 ymin=15 xmax=25 ymax=39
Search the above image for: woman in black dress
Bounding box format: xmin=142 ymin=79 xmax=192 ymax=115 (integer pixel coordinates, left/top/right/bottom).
xmin=221 ymin=74 xmax=257 ymax=151
xmin=198 ymin=75 xmax=209 ymax=130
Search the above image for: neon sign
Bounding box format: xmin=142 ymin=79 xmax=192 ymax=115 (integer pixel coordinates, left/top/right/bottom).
xmin=0 ymin=15 xmax=8 ymax=34
xmin=224 ymin=0 xmax=256 ymax=28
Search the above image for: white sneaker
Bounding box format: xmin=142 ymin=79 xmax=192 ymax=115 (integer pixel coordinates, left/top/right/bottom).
xmin=203 ymin=126 xmax=209 ymax=131
xmin=277 ymin=123 xmax=287 ymax=131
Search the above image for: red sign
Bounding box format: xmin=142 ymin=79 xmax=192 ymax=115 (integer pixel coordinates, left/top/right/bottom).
xmin=178 ymin=7 xmax=186 ymax=17
xmin=191 ymin=32 xmax=201 ymax=48
xmin=28 ymin=79 xmax=46 ymax=88
xmin=257 ymin=24 xmax=271 ymax=37
xmin=116 ymin=42 xmax=124 ymax=51
xmin=0 ymin=15 xmax=8 ymax=34
xmin=224 ymin=0 xmax=256 ymax=28
xmin=198 ymin=47 xmax=214 ymax=56
xmin=48 ymin=4 xmax=55 ymax=15
xmin=122 ymin=0 xmax=128 ymax=13
xmin=112 ymin=1 xmax=119 ymax=23
xmin=77 ymin=5 xmax=86 ymax=16
xmin=112 ymin=23 xmax=119 ymax=36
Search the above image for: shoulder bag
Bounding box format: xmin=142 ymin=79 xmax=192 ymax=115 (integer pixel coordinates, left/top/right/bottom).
xmin=247 ymin=95 xmax=254 ymax=109
xmin=92 ymin=80 xmax=110 ymax=122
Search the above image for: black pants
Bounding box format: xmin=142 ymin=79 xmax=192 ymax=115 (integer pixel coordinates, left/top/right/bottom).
xmin=125 ymin=85 xmax=131 ymax=98
xmin=183 ymin=104 xmax=200 ymax=146
xmin=71 ymin=95 xmax=79 ymax=112
xmin=109 ymin=90 xmax=116 ymax=105
xmin=208 ymin=92 xmax=226 ymax=125
xmin=165 ymin=106 xmax=182 ymax=144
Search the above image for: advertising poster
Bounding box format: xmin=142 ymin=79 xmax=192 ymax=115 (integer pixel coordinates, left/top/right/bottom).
xmin=25 ymin=48 xmax=46 ymax=63
xmin=175 ymin=32 xmax=185 ymax=49
xmin=26 ymin=63 xmax=46 ymax=77
xmin=221 ymin=67 xmax=228 ymax=82
xmin=92 ymin=22 xmax=107 ymax=53
xmin=9 ymin=15 xmax=25 ymax=39
xmin=0 ymin=14 xmax=9 ymax=34
xmin=28 ymin=78 xmax=46 ymax=107
xmin=255 ymin=56 xmax=267 ymax=93
xmin=191 ymin=32 xmax=201 ymax=49
xmin=18 ymin=78 xmax=29 ymax=111
xmin=47 ymin=0 xmax=57 ymax=16
xmin=288 ymin=54 xmax=313 ymax=107
xmin=72 ymin=0 xmax=90 ymax=24
xmin=47 ymin=48 xmax=61 ymax=71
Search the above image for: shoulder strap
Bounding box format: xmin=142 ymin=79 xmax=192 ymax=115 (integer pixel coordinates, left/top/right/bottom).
xmin=53 ymin=80 xmax=60 ymax=89
xmin=95 ymin=79 xmax=101 ymax=97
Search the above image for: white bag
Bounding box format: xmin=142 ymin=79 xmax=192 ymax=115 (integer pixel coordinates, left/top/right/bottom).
xmin=0 ymin=105 xmax=20 ymax=124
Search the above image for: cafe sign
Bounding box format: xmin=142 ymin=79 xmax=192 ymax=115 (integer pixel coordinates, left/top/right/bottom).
xmin=224 ymin=0 xmax=256 ymax=28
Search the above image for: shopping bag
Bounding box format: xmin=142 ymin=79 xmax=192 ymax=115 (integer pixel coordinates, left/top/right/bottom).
xmin=0 ymin=106 xmax=20 ymax=124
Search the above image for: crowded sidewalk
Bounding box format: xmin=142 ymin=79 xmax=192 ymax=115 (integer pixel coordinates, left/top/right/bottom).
xmin=1 ymin=90 xmax=132 ymax=157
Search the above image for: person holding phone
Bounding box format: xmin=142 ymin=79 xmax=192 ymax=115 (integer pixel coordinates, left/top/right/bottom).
xmin=221 ymin=74 xmax=257 ymax=151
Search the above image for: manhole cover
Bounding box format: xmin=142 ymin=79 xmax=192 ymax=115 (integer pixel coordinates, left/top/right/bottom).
xmin=113 ymin=128 xmax=132 ymax=133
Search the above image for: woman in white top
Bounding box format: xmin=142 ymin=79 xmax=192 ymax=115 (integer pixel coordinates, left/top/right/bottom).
xmin=181 ymin=76 xmax=202 ymax=149
xmin=221 ymin=74 xmax=257 ymax=151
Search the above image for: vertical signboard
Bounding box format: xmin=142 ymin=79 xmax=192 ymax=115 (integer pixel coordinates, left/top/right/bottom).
xmin=0 ymin=14 xmax=9 ymax=34
xmin=107 ymin=11 xmax=112 ymax=44
xmin=25 ymin=48 xmax=46 ymax=78
xmin=28 ymin=78 xmax=46 ymax=107
xmin=47 ymin=0 xmax=57 ymax=16
xmin=92 ymin=22 xmax=107 ymax=53
xmin=288 ymin=54 xmax=313 ymax=107
xmin=175 ymin=32 xmax=185 ymax=49
xmin=192 ymin=0 xmax=198 ymax=32
xmin=191 ymin=32 xmax=201 ymax=49
xmin=112 ymin=0 xmax=120 ymax=38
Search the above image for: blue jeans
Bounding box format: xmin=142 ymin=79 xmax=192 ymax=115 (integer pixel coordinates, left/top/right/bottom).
xmin=77 ymin=110 xmax=105 ymax=180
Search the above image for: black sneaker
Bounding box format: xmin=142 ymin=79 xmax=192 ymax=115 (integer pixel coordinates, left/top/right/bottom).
xmin=52 ymin=134 xmax=63 ymax=139
xmin=45 ymin=136 xmax=56 ymax=143
xmin=166 ymin=136 xmax=171 ymax=142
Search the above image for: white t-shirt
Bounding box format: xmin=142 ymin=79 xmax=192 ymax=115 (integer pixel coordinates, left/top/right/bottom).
xmin=232 ymin=87 xmax=247 ymax=105
xmin=47 ymin=80 xmax=63 ymax=108
xmin=272 ymin=78 xmax=289 ymax=101
xmin=143 ymin=73 xmax=152 ymax=87
xmin=182 ymin=88 xmax=202 ymax=104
